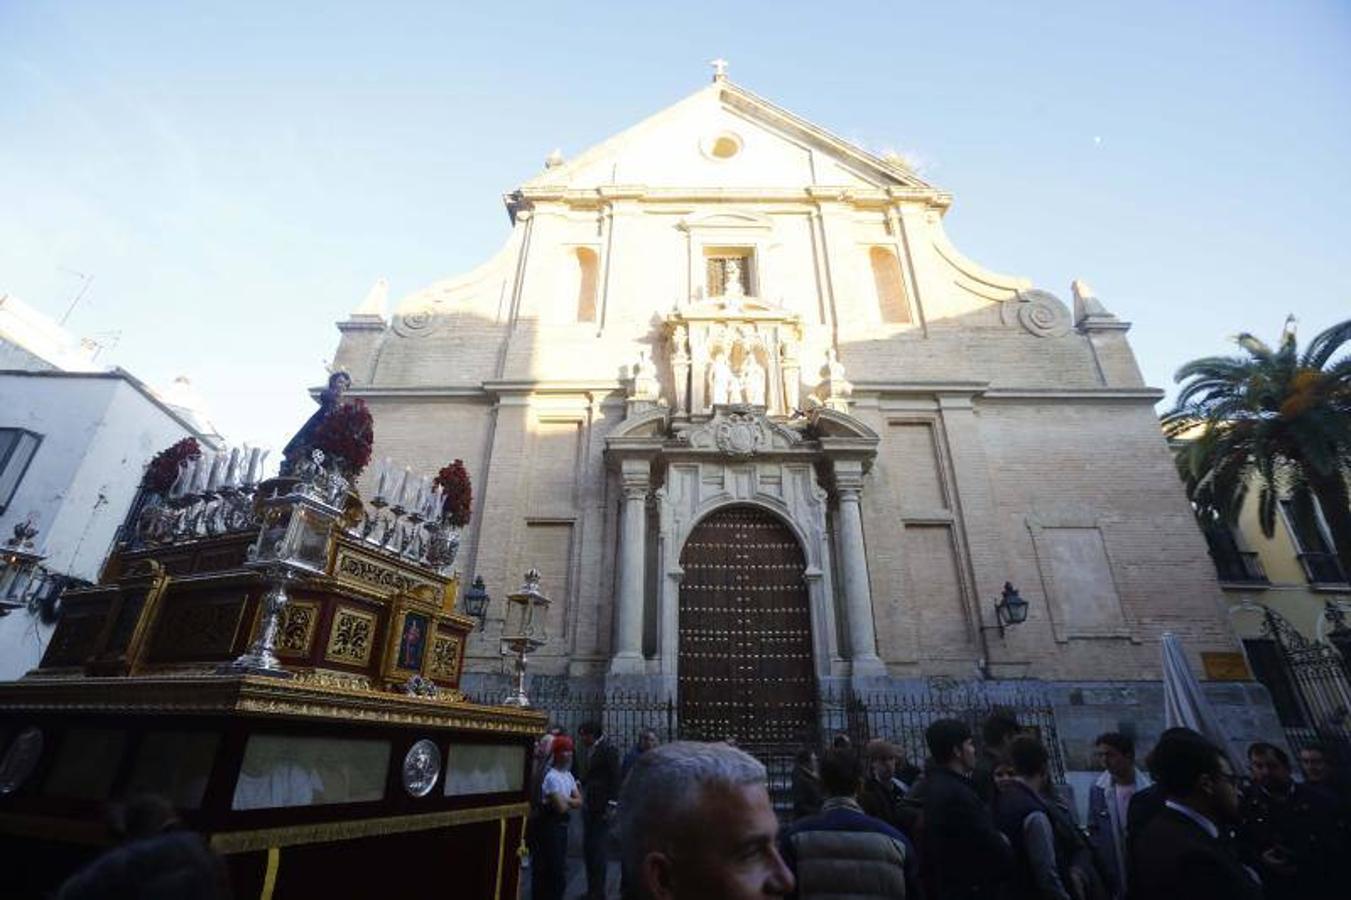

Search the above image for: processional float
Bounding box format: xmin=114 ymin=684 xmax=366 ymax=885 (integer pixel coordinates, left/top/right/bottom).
xmin=0 ymin=376 xmax=547 ymax=899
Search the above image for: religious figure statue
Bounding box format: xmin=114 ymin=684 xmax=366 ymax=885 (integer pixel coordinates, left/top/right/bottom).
xmin=821 ymin=348 xmax=853 ymax=412
xmin=709 ymin=353 xmax=741 ymax=406
xmin=724 ymin=258 xmax=745 ymax=297
xmin=631 ymin=350 xmax=659 ymax=402
xmin=738 ymin=349 xmax=767 ymax=406
xmin=826 ymin=348 xmax=848 ymax=383
xmin=282 ymin=371 xmax=351 ymax=474
xmin=669 ymin=326 xmax=691 ymax=414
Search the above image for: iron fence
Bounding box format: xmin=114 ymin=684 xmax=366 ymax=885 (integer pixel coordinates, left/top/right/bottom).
xmin=1259 ymin=608 xmax=1351 ymax=770
xmin=473 ymin=678 xmax=1068 ymax=812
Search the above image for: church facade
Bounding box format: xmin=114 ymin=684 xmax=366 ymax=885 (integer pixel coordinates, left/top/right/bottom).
xmin=329 ymin=71 xmax=1266 ymax=755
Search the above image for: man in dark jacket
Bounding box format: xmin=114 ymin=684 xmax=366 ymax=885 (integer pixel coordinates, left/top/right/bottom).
xmin=1237 ymin=741 xmax=1342 ymax=900
xmin=577 ymin=721 xmax=622 ymax=900
xmin=921 ymin=718 xmax=1013 ymax=900
xmin=860 ymin=739 xmax=919 ymax=838
xmin=994 ymin=736 xmax=1077 ymax=900
xmin=1126 ymin=729 xmax=1261 ymax=900
xmin=780 ymin=747 xmax=916 ymax=900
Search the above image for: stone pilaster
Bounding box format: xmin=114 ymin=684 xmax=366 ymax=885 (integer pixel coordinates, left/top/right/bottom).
xmin=610 ymin=457 xmax=650 ymax=674
xmin=832 ymin=459 xmax=886 ymax=678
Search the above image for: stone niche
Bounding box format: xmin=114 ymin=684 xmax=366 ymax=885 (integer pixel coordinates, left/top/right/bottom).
xmin=663 ymin=299 xmax=804 ymax=418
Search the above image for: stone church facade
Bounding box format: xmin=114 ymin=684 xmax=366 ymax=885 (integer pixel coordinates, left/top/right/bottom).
xmin=329 ymin=71 xmax=1272 ymax=758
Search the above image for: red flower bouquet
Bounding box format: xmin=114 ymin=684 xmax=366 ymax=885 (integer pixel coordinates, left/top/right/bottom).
xmin=312 ymin=399 xmax=374 ymax=477
xmin=142 ymin=437 xmax=202 ymax=494
xmin=434 ymin=459 xmax=473 ymax=527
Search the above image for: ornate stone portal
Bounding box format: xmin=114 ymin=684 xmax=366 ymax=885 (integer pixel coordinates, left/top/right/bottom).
xmin=605 ymin=404 xmax=885 ymax=684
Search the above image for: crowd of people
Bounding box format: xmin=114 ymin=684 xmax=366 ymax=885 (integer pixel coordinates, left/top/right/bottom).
xmin=534 ymin=715 xmax=1351 ymax=900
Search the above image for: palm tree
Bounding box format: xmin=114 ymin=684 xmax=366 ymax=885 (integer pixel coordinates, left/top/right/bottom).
xmin=1163 ymin=315 xmax=1351 ymax=581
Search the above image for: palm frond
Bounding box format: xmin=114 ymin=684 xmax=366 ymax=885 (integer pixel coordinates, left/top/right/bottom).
xmin=1303 ymin=318 xmax=1351 ymax=370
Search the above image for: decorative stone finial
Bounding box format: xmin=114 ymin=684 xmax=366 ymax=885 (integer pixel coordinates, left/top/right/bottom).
xmin=710 ymin=58 xmax=728 ymax=82
xmin=545 ymin=148 xmax=564 ymax=169
xmin=353 ymin=278 xmax=388 ymax=320
xmin=1071 ymin=279 xmax=1116 ymax=327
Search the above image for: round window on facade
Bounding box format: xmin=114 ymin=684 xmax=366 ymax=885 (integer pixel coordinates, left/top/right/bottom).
xmin=702 ymin=131 xmax=743 ymax=161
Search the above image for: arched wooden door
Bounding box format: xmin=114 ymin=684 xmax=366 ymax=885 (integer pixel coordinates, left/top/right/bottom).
xmin=678 ymin=505 xmax=816 ymax=746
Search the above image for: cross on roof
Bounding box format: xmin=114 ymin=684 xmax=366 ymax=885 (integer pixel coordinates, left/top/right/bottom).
xmin=710 ymin=58 xmax=728 ymax=81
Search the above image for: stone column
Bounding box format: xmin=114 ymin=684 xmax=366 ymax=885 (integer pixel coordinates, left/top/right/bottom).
xmin=833 ymin=460 xmax=886 ymax=677
xmin=610 ymin=458 xmax=650 ymax=674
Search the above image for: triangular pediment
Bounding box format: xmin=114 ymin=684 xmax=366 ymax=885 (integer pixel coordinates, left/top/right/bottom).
xmin=518 ymin=79 xmax=933 ymax=195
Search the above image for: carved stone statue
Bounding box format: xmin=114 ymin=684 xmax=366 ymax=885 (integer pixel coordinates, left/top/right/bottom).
xmin=709 ymin=353 xmax=741 ymax=406
xmin=724 ymin=258 xmax=745 ymax=297
xmin=282 ymin=371 xmax=351 ymax=474
xmin=821 ymin=348 xmax=852 ymax=413
xmin=631 ymin=350 xmax=659 ymax=402
xmin=738 ymin=349 xmax=767 ymax=406
xmin=669 ymin=326 xmax=691 ymax=413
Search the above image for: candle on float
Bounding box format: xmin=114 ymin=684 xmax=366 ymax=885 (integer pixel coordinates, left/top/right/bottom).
xmin=169 ymin=460 xmax=191 ymax=498
xmin=223 ymin=447 xmax=242 ymax=487
xmin=188 ymin=455 xmax=208 ymax=494
xmin=374 ymin=458 xmax=390 ymax=500
xmin=206 ymin=451 xmax=227 ymax=491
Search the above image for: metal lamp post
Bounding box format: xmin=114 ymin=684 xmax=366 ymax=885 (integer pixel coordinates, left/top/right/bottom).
xmin=221 ymin=454 xmax=347 ymax=677
xmin=462 ymin=575 xmax=490 ymax=632
xmin=500 ymin=568 xmax=550 ymax=708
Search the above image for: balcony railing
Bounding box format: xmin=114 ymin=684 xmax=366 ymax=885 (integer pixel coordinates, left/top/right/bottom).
xmin=1211 ymin=549 xmax=1269 ymax=585
xmin=1299 ymin=552 xmax=1348 ymax=586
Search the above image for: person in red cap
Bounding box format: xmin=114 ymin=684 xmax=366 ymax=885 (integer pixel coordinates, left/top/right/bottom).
xmin=536 ymin=733 xmax=581 ymax=900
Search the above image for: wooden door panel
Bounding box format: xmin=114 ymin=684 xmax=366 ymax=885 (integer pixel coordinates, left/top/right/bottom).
xmin=678 ymin=506 xmax=815 ymax=747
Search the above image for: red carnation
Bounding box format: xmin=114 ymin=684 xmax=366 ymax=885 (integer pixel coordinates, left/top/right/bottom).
xmin=311 ymin=399 xmax=374 ymax=477
xmin=142 ymin=437 xmax=202 ymax=494
xmin=434 ymin=459 xmax=473 ymax=528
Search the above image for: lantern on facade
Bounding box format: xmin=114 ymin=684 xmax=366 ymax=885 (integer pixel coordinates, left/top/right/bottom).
xmin=500 ymin=568 xmax=550 ymax=707
xmin=993 ymin=582 xmax=1029 ymax=634
xmin=221 ymin=458 xmax=346 ymax=676
xmin=462 ymin=574 xmax=490 ymax=632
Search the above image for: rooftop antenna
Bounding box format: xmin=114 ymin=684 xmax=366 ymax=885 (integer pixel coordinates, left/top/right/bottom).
xmin=57 ymin=267 xmax=94 ymax=326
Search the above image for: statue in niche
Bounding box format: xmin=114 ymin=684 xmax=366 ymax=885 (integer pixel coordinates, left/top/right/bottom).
xmin=724 ymin=258 xmax=745 ymax=297
xmin=709 ymin=351 xmax=741 ymax=406
xmin=738 ymin=346 xmax=767 ymax=406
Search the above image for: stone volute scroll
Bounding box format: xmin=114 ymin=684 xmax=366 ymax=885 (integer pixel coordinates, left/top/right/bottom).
xmin=1001 ymin=289 xmax=1072 ymax=338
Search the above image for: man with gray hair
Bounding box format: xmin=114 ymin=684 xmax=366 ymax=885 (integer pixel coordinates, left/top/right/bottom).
xmin=618 ymin=741 xmax=795 ymax=899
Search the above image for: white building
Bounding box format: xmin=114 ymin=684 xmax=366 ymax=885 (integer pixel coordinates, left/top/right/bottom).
xmin=0 ymin=297 xmax=223 ymax=678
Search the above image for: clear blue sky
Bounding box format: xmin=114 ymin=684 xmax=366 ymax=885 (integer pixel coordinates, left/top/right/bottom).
xmin=3 ymin=1 xmax=1348 ymax=449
